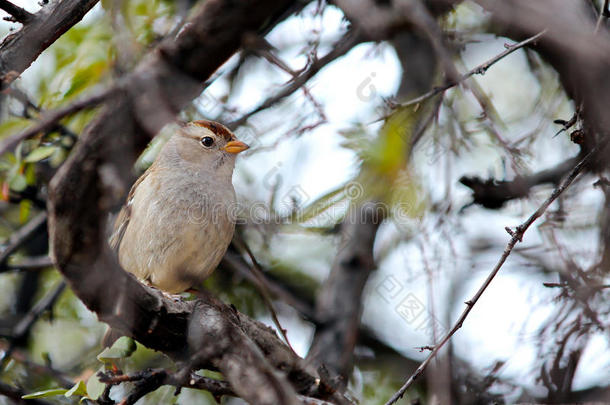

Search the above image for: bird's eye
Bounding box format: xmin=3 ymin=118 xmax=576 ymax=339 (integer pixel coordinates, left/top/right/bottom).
xmin=201 ymin=136 xmax=214 ymax=147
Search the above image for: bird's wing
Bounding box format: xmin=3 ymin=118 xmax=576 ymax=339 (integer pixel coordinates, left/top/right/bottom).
xmin=108 ymin=169 xmax=151 ymax=251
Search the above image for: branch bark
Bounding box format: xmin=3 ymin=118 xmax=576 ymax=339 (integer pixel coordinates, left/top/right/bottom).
xmin=0 ymin=0 xmax=99 ymax=89
xmin=460 ymin=156 xmax=580 ymax=209
xmin=0 ymin=0 xmax=34 ymax=24
xmin=307 ymin=202 xmax=383 ymax=388
xmin=385 ymin=144 xmax=604 ymax=405
xmin=476 ymin=0 xmax=610 ymax=165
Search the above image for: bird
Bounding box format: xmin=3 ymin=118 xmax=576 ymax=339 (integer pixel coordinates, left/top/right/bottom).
xmin=109 ymin=120 xmax=249 ymax=294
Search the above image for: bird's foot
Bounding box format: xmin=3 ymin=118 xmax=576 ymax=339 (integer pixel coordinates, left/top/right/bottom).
xmin=140 ymin=279 xmax=184 ymax=302
xmin=161 ymin=290 xmax=185 ymax=302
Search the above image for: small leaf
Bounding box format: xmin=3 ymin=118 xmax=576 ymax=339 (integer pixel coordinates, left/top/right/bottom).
xmin=24 ymin=146 xmax=56 ymax=163
xmin=0 ymin=118 xmax=30 ymax=141
xmin=25 ymin=163 xmax=37 ymax=185
xmin=9 ymin=173 xmax=27 ymax=192
xmin=19 ymin=200 xmax=32 ymax=224
xmin=22 ymin=388 xmax=68 ymax=399
xmin=86 ymin=367 xmax=106 ymax=400
xmin=97 ymin=336 xmax=136 ymax=363
xmin=65 ymin=381 xmax=88 ymax=398
xmin=63 ymin=61 xmax=107 ymax=99
xmin=49 ymin=147 xmax=68 ymax=168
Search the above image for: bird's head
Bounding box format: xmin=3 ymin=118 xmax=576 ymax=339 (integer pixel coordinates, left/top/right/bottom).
xmin=165 ymin=120 xmax=249 ymax=177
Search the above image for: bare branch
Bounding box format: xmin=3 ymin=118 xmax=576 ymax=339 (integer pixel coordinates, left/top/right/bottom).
xmin=0 ymin=87 xmax=114 ymax=156
xmin=476 ymin=0 xmax=610 ymax=156
xmin=594 ymin=0 xmax=610 ymax=33
xmin=0 ymin=212 xmax=47 ymax=268
xmin=460 ymin=155 xmax=579 ymax=209
xmin=385 ymin=143 xmax=604 ymax=405
xmin=0 ymin=0 xmax=99 ymax=89
xmin=0 ymin=0 xmax=34 ymax=23
xmin=2 ymin=255 xmax=53 ymax=273
xmin=398 ymin=29 xmax=547 ymax=109
xmin=227 ymin=31 xmax=361 ymax=129
xmin=307 ymin=202 xmax=383 ymax=388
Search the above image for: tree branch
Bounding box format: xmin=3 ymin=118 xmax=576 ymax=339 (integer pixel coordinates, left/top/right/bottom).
xmin=385 ymin=143 xmax=604 ymax=405
xmin=397 ymin=29 xmax=547 ymax=109
xmin=0 ymin=211 xmax=47 ymax=268
xmin=0 ymin=0 xmax=33 ymax=24
xmin=0 ymin=0 xmax=99 ymax=89
xmin=227 ymin=31 xmax=361 ymax=130
xmin=460 ymin=155 xmax=580 ymax=209
xmin=307 ymin=202 xmax=383 ymax=388
xmin=475 ymin=0 xmax=610 ymax=163
xmin=0 ymin=381 xmax=52 ymax=405
xmin=0 ymin=87 xmax=114 ymax=157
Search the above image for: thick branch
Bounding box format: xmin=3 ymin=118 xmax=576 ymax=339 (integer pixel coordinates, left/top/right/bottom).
xmin=307 ymin=202 xmax=383 ymax=387
xmin=0 ymin=0 xmax=98 ymax=89
xmin=460 ymin=156 xmax=580 ymax=209
xmin=0 ymin=0 xmax=33 ymax=23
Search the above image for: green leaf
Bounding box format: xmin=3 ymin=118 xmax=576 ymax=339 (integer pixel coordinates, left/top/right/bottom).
xmin=290 ymin=185 xmax=346 ymax=224
xmin=97 ymin=336 xmax=137 ymax=363
xmin=86 ymin=367 xmax=106 ymax=400
xmin=25 ymin=163 xmax=37 ymax=185
xmin=49 ymin=147 xmax=68 ymax=168
xmin=19 ymin=200 xmax=31 ymax=224
xmin=22 ymin=388 xmax=68 ymax=399
xmin=24 ymin=146 xmax=56 ymax=163
xmin=65 ymin=380 xmax=88 ymax=398
xmin=9 ymin=173 xmax=27 ymax=192
xmin=0 ymin=118 xmax=30 ymax=141
xmin=63 ymin=61 xmax=107 ymax=99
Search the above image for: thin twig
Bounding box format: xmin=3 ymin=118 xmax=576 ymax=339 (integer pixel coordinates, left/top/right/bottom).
xmin=0 ymin=281 xmax=66 ymax=371
xmin=0 ymin=0 xmax=34 ymax=23
xmin=232 ymin=235 xmax=298 ymax=356
xmin=384 ymin=144 xmax=599 ymax=405
xmin=0 ymin=381 xmax=52 ymax=405
xmin=222 ymin=252 xmax=316 ymax=319
xmin=99 ymin=368 xmax=336 ymax=405
xmin=594 ymin=0 xmax=610 ymax=34
xmin=0 ymin=87 xmax=115 ymax=157
xmin=0 ymin=212 xmax=47 ymax=267
xmin=397 ymin=29 xmax=547 ymax=109
xmin=99 ymin=368 xmax=235 ymax=397
xmin=3 ymin=255 xmax=53 ymax=272
xmin=227 ymin=31 xmax=360 ymax=129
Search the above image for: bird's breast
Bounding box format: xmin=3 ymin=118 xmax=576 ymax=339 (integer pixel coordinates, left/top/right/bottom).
xmin=118 ymin=169 xmax=237 ymax=292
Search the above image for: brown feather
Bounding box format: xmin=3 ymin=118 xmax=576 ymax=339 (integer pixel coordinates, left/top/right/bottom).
xmin=109 ymin=168 xmax=151 ymax=251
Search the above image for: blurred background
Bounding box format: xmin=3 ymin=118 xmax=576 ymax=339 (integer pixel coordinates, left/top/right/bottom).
xmin=0 ymin=0 xmax=609 ymax=404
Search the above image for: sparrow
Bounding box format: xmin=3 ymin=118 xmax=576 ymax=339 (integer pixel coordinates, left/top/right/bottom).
xmin=109 ymin=120 xmax=249 ymax=293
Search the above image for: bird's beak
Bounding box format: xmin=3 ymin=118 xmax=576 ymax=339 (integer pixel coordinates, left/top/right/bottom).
xmin=223 ymin=140 xmax=249 ymax=154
